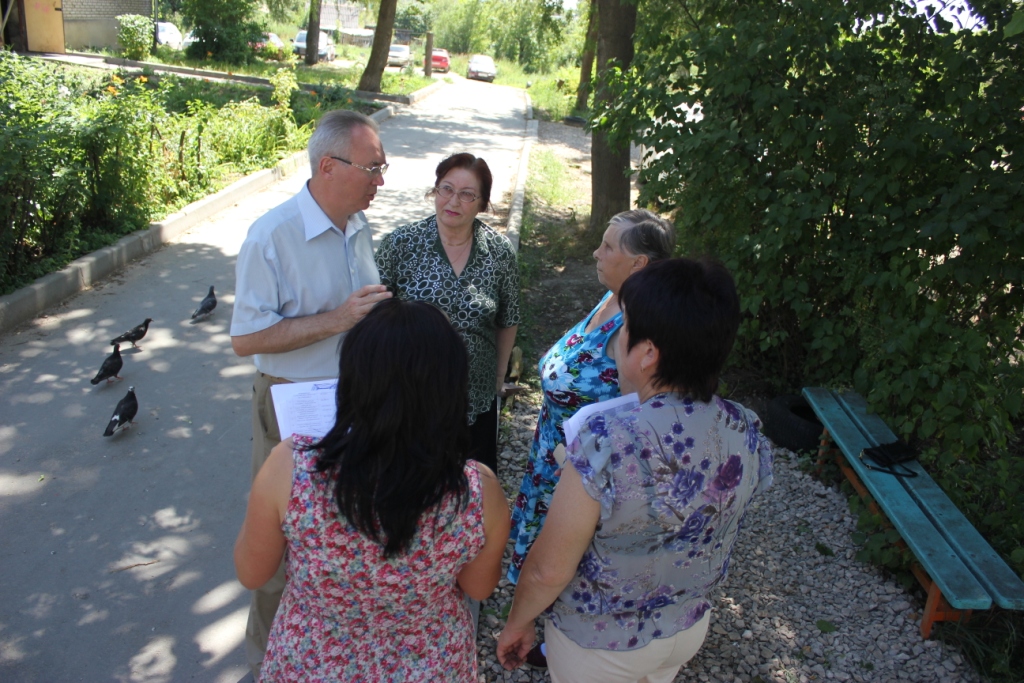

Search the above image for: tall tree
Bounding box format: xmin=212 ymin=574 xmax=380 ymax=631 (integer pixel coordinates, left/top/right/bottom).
xmin=305 ymin=0 xmax=322 ymax=66
xmin=589 ymin=0 xmax=636 ymax=232
xmin=358 ymin=0 xmax=399 ymax=92
xmin=575 ymin=0 xmax=598 ymax=112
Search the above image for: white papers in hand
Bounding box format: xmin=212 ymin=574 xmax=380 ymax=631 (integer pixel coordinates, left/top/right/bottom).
xmin=562 ymin=392 xmax=639 ymax=452
xmin=270 ymin=380 xmax=338 ymax=439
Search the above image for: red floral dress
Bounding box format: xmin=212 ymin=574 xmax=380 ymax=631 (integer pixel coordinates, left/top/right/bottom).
xmin=260 ymin=437 xmax=485 ymax=682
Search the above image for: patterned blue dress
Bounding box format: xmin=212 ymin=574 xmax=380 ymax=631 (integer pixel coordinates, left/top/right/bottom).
xmin=507 ymin=291 xmax=623 ymax=583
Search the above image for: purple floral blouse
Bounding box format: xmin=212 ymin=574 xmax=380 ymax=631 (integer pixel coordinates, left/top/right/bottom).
xmin=550 ymin=392 xmax=774 ymax=651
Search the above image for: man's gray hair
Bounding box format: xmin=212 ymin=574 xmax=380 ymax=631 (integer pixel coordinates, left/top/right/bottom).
xmin=610 ymin=209 xmax=676 ymax=262
xmin=307 ymin=110 xmax=380 ymax=176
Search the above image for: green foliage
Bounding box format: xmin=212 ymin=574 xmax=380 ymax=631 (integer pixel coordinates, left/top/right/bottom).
xmin=937 ymin=611 xmax=1024 ymax=682
xmin=116 ymin=14 xmax=155 ymax=61
xmin=602 ymin=0 xmax=1024 ymax=577
xmin=181 ymin=0 xmax=265 ymax=64
xmin=0 ymin=54 xmax=311 ymax=295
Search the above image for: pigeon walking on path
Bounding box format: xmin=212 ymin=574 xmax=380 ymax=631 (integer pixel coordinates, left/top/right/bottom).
xmin=111 ymin=318 xmax=153 ymax=349
xmin=103 ymin=387 xmax=138 ymax=436
xmin=90 ymin=344 xmax=124 ymax=385
xmin=190 ymin=286 xmax=217 ymax=322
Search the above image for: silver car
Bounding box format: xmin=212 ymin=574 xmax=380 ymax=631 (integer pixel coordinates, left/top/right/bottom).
xmin=388 ymin=44 xmax=411 ymax=67
xmin=292 ymin=30 xmax=336 ymax=61
xmin=467 ymin=54 xmax=497 ymax=82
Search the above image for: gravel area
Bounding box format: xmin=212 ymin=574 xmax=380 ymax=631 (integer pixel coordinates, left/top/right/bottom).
xmin=475 ymin=392 xmax=981 ymax=683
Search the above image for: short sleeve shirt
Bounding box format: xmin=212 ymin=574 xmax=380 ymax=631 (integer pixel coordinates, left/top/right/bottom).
xmin=375 ymin=215 xmax=521 ymax=419
xmin=230 ymin=184 xmax=380 ymax=381
xmin=551 ymin=392 xmax=774 ymax=651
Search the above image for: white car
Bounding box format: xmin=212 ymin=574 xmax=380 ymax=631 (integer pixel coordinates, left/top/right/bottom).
xmin=156 ymin=22 xmax=183 ymax=50
xmin=467 ymin=54 xmax=497 ymax=82
xmin=388 ymin=44 xmax=411 ymax=67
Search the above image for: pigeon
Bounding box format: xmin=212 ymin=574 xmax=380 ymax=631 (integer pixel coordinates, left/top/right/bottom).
xmin=103 ymin=386 xmax=138 ymax=436
xmin=111 ymin=318 xmax=153 ymax=349
xmin=191 ymin=286 xmax=217 ymax=321
xmin=90 ymin=344 xmax=124 ymax=385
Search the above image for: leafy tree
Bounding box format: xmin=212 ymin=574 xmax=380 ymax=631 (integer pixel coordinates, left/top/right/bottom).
xmin=429 ymin=0 xmax=489 ymax=55
xmin=489 ymin=0 xmax=565 ymax=73
xmin=395 ymin=0 xmax=430 ymax=35
xmin=358 ymin=0 xmax=399 ymax=92
xmin=600 ymin=0 xmax=1024 ymax=571
xmin=182 ymin=0 xmax=264 ymax=64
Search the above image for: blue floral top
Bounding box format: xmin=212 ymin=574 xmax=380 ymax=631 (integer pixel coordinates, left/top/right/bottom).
xmin=507 ymin=292 xmax=623 ymax=583
xmin=551 ymin=392 xmax=774 ymax=651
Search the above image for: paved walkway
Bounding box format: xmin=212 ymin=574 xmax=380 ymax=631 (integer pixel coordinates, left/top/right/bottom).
xmin=0 ymin=80 xmax=528 ymax=683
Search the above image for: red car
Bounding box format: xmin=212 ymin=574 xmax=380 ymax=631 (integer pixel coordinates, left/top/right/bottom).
xmin=431 ymin=48 xmax=450 ymax=73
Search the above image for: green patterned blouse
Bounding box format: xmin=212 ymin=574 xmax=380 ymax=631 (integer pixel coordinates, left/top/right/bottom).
xmin=375 ymin=215 xmax=522 ymax=421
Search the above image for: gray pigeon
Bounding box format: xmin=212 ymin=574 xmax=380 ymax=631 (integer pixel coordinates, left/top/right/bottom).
xmin=191 ymin=286 xmax=217 ymax=321
xmin=90 ymin=344 xmax=123 ymax=385
xmin=103 ymin=386 xmax=138 ymax=436
xmin=111 ymin=318 xmax=153 ymax=349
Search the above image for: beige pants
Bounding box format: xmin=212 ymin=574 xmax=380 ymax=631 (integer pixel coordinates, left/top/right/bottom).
xmin=545 ymin=610 xmax=711 ymax=683
xmin=245 ymin=371 xmax=291 ymax=679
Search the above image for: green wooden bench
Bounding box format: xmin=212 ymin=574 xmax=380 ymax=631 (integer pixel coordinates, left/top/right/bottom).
xmin=801 ymin=387 xmax=1024 ymax=638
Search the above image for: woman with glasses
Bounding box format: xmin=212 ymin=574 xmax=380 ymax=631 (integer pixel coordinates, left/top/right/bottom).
xmin=375 ymin=153 xmax=521 ymax=473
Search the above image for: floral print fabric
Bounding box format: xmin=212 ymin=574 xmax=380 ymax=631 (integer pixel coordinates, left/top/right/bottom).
xmin=375 ymin=215 xmax=521 ymax=422
xmin=260 ymin=437 xmax=486 ymax=682
xmin=551 ymin=392 xmax=774 ymax=651
xmin=507 ymin=291 xmax=623 ymax=583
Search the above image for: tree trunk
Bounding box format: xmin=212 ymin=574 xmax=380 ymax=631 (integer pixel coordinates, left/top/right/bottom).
xmin=575 ymin=0 xmax=598 ymax=112
xmin=358 ymin=0 xmax=398 ymax=93
xmin=305 ymin=0 xmax=322 ymax=66
xmin=590 ymin=0 xmax=636 ymax=233
xmin=423 ymin=31 xmax=433 ymax=77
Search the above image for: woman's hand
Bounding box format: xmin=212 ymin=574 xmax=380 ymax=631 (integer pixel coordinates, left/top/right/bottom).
xmin=496 ymin=621 xmax=536 ymax=670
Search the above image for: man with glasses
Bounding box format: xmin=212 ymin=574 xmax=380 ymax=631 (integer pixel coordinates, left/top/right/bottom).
xmin=230 ymin=109 xmax=392 ymax=680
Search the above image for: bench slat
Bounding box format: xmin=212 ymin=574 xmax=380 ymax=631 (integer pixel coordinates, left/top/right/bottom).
xmin=802 ymin=388 xmax=991 ymax=610
xmin=839 ymin=392 xmax=1024 ymax=610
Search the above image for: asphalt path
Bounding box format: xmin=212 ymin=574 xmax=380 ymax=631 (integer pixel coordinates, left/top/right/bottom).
xmin=0 ymin=78 xmax=528 ymax=683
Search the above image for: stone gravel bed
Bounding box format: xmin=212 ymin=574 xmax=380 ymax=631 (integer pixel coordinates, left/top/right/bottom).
xmin=474 ymin=392 xmax=980 ymax=683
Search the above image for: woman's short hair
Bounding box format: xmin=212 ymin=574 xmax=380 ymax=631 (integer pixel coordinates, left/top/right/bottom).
xmin=619 ymin=257 xmax=740 ymax=402
xmin=433 ymin=153 xmax=493 ymax=210
xmin=610 ymin=209 xmax=676 ymax=262
xmin=310 ymin=298 xmax=471 ymax=557
xmin=307 ymin=109 xmax=379 ymax=176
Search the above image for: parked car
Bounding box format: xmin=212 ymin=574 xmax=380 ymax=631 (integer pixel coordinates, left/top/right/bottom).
xmin=156 ymin=22 xmax=183 ymax=50
xmin=262 ymin=32 xmax=285 ymax=49
xmin=431 ymin=48 xmax=450 ymax=73
xmin=388 ymin=44 xmax=411 ymax=67
xmin=467 ymin=54 xmax=497 ymax=82
xmin=293 ymin=30 xmax=335 ymax=61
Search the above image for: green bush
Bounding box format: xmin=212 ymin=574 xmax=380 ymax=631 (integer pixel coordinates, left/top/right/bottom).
xmin=603 ymin=0 xmax=1024 ymax=576
xmin=181 ymin=0 xmax=264 ymax=64
xmin=0 ymin=54 xmax=311 ymax=295
xmin=116 ymin=14 xmax=154 ymax=61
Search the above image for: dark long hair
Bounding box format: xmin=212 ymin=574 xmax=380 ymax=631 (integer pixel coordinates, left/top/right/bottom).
xmin=309 ymin=299 xmax=471 ymax=557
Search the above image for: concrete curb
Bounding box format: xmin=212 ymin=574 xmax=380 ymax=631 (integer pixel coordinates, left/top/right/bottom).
xmin=505 ymin=93 xmax=536 ymax=253
xmin=60 ymin=52 xmax=446 ymax=107
xmin=0 ymin=105 xmax=397 ymax=334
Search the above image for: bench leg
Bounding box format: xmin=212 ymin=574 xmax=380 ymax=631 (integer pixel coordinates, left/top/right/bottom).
xmin=914 ymin=565 xmax=971 ymax=638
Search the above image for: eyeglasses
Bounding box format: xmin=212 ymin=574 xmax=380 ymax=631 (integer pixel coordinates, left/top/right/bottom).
xmin=330 ymin=156 xmax=389 ymax=178
xmin=436 ymin=184 xmax=480 ymax=204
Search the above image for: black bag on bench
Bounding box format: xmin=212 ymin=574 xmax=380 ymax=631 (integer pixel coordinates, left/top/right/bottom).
xmin=860 ymin=440 xmax=918 ymax=478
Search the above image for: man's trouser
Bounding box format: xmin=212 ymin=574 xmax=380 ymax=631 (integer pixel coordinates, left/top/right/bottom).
xmin=245 ymin=371 xmax=291 ymax=679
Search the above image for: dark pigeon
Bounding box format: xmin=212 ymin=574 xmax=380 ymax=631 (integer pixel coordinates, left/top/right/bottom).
xmin=111 ymin=318 xmax=153 ymax=349
xmin=191 ymin=286 xmax=217 ymax=321
xmin=103 ymin=386 xmax=138 ymax=436
xmin=90 ymin=344 xmax=124 ymax=385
